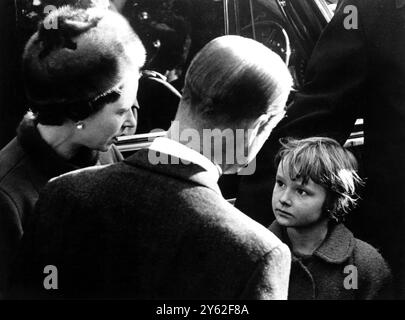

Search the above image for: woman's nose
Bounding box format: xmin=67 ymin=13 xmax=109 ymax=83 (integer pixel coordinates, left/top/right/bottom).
xmin=123 ymin=105 xmax=138 ymax=135
xmin=127 ymin=106 xmax=138 ymax=128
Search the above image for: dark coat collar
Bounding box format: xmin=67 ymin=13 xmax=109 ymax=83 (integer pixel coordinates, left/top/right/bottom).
xmin=17 ymin=114 xmax=99 ymax=179
xmin=124 ymin=148 xmax=222 ymax=195
xmin=269 ymin=221 xmax=355 ymax=264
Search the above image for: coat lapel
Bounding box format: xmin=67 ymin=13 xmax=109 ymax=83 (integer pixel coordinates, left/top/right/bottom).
xmin=124 ymin=149 xmax=222 ymax=195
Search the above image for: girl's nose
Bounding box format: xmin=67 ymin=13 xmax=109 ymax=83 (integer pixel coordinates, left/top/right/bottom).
xmin=279 ymin=190 xmax=292 ymax=206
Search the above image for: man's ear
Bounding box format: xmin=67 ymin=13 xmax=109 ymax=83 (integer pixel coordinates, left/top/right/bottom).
xmin=245 ymin=111 xmax=274 ymax=149
xmin=253 ymin=108 xmax=286 ymax=139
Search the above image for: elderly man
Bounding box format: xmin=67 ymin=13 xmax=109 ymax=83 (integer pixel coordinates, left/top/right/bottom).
xmin=8 ymin=35 xmax=292 ymax=299
xmin=0 ymin=5 xmax=144 ymax=298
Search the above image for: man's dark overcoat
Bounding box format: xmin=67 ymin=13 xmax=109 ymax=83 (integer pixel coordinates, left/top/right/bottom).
xmin=9 ymin=148 xmax=291 ymax=299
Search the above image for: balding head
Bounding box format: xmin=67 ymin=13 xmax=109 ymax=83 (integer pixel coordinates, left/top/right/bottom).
xmin=181 ymin=35 xmax=292 ymax=127
xmin=168 ymin=35 xmax=292 ymax=174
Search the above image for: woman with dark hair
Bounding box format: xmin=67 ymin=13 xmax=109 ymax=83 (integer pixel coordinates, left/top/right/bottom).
xmin=0 ymin=5 xmax=145 ymax=296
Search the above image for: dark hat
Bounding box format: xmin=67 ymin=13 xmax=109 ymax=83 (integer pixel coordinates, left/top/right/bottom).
xmin=23 ymin=6 xmax=145 ymax=107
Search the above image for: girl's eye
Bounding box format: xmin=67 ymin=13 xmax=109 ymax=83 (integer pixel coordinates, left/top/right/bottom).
xmin=297 ymin=189 xmax=308 ymax=196
xmin=276 ymin=180 xmax=285 ymax=188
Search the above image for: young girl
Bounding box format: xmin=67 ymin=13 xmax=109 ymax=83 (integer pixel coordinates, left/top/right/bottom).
xmin=269 ymin=137 xmax=392 ymax=299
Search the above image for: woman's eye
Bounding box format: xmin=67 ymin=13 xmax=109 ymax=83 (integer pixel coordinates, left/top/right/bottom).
xmin=117 ymin=109 xmax=128 ymax=116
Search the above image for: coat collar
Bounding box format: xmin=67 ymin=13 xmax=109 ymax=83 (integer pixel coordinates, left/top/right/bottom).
xmin=269 ymin=221 xmax=355 ymax=264
xmin=149 ymin=137 xmax=222 ymax=181
xmin=124 ymin=148 xmax=222 ymax=196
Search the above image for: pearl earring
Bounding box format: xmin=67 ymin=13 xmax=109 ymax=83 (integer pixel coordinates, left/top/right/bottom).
xmin=76 ymin=123 xmax=84 ymax=130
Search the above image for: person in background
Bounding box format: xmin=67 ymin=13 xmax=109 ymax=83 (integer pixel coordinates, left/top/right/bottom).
xmin=0 ymin=6 xmax=145 ymax=297
xmin=8 ymin=35 xmax=292 ymax=299
xmin=270 ymin=137 xmax=392 ymax=299
xmin=121 ymin=0 xmax=191 ymax=133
